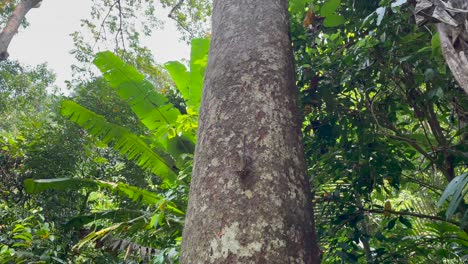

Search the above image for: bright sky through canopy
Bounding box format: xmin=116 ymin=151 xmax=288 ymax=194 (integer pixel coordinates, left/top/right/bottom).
xmin=8 ymin=0 xmax=190 ymax=90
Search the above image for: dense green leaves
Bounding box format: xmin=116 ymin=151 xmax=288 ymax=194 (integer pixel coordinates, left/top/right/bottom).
xmin=289 ymin=0 xmax=310 ymax=13
xmin=0 ymin=204 xmax=60 ymax=263
xmin=2 ymin=0 xmax=467 ymax=262
xmin=323 ymin=14 xmax=345 ymax=27
xmin=291 ymin=0 xmax=468 ymax=262
xmin=164 ymin=62 xmax=190 ymax=103
xmin=320 ymin=0 xmax=341 ymax=17
xmin=15 ymin=38 xmax=209 ymax=262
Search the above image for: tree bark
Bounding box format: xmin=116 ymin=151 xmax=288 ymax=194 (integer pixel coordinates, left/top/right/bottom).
xmin=0 ymin=0 xmax=42 ymax=61
xmin=414 ymin=0 xmax=468 ymax=94
xmin=437 ymin=22 xmax=468 ymax=94
xmin=180 ymin=0 xmax=320 ymax=263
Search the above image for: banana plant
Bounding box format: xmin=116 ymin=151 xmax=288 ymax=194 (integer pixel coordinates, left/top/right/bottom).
xmin=61 ymin=38 xmax=208 ymax=184
xmin=23 ymin=38 xmax=209 ymax=260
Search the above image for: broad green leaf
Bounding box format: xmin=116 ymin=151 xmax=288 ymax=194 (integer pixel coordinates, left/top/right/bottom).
xmin=93 ymin=51 xmax=181 ymax=133
xmin=11 ymin=224 xmax=26 ymax=233
xmin=93 ymin=51 xmax=144 ymax=85
xmin=61 ymin=100 xmax=177 ymax=182
xmin=289 ymin=0 xmax=309 ymax=13
xmin=438 ymin=173 xmax=468 ymax=219
xmin=164 ymin=38 xmax=209 ymax=111
xmin=164 ymin=61 xmax=190 ymax=103
xmin=189 ymin=38 xmax=210 ymax=109
xmin=323 ymin=14 xmax=345 ymax=27
xmin=320 ymin=0 xmax=341 ymax=17
xmin=166 ymin=204 xmax=185 ymax=216
xmin=25 ymin=178 xmax=164 ymax=205
xmin=431 ymin=32 xmax=442 ymax=57
xmin=438 ymin=173 xmax=468 ymax=206
xmin=398 ymin=216 xmax=412 ymax=229
xmin=13 ymin=234 xmax=32 ymax=242
xmin=149 ymin=213 xmax=162 ymax=229
xmin=12 ymin=242 xmax=31 ymax=248
xmin=387 ymin=218 xmax=396 ymax=230
xmin=461 ymin=211 xmax=468 ymax=229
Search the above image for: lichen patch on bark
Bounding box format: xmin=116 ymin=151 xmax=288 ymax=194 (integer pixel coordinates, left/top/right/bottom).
xmin=208 ymin=222 xmax=263 ymax=262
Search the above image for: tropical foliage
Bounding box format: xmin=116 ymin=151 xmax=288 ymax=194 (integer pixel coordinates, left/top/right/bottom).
xmin=0 ymin=0 xmax=467 ymax=263
xmin=23 ymin=37 xmax=208 ymax=262
xmin=290 ymin=0 xmax=468 ymax=262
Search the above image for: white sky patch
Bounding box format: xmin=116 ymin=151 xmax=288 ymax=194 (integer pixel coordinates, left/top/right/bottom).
xmin=8 ymin=0 xmax=190 ymax=90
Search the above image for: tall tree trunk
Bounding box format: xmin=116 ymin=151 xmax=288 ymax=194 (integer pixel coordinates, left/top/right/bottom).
xmin=180 ymin=0 xmax=320 ymax=263
xmin=0 ymin=0 xmax=42 ymax=61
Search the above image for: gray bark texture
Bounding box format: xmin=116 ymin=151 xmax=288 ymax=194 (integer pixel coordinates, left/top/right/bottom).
xmin=180 ymin=0 xmax=320 ymax=263
xmin=415 ymin=0 xmax=468 ymax=94
xmin=0 ymin=0 xmax=42 ymax=61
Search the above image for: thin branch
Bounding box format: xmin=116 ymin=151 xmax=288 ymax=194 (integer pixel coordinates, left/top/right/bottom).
xmin=167 ymin=0 xmax=194 ymax=38
xmin=92 ymin=0 xmax=119 ymax=50
xmin=168 ymin=0 xmax=185 ymax=18
xmin=0 ymin=0 xmax=42 ymax=61
xmin=116 ymin=0 xmax=126 ymax=52
xmin=385 ymin=133 xmax=436 ymax=161
xmin=400 ymin=174 xmax=443 ymax=195
xmin=357 ymin=206 xmax=460 ymax=226
xmin=367 ymin=92 xmax=436 ymax=163
xmin=420 ymin=119 xmax=437 ymax=155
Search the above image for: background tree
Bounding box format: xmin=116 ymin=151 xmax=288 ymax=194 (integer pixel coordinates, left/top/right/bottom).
xmin=414 ymin=0 xmax=468 ymax=94
xmin=0 ymin=0 xmax=42 ymax=60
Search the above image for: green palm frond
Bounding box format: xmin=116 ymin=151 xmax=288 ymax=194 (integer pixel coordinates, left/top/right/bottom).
xmin=64 ymin=209 xmax=146 ymax=230
xmin=24 ymin=177 xmax=169 ymax=205
xmin=61 ymin=100 xmax=177 ymax=182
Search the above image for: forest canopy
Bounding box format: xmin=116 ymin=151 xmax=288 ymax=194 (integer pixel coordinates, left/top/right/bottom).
xmin=0 ymin=0 xmax=467 ymax=263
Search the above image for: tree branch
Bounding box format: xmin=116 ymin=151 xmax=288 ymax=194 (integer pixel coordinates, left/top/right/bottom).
xmin=167 ymin=0 xmax=194 ymax=38
xmin=0 ymin=0 xmax=42 ymax=61
xmin=358 ymin=206 xmax=460 ymax=226
xmin=414 ymin=0 xmax=468 ymax=94
xmin=367 ymin=93 xmax=436 ymax=163
xmin=401 ymin=174 xmax=443 ymax=195
xmin=116 ymin=0 xmax=126 ymax=52
xmin=92 ymin=0 xmax=119 ymax=50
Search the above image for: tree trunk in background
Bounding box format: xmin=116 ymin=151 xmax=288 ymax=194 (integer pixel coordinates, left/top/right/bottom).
xmin=0 ymin=0 xmax=42 ymax=61
xmin=180 ymin=0 xmax=320 ymax=263
xmin=414 ymin=0 xmax=468 ymax=94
